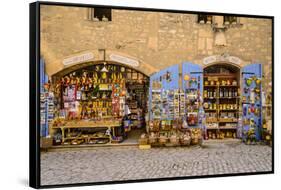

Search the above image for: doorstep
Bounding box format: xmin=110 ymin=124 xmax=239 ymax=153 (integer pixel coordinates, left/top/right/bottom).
xmin=204 ymin=138 xmax=241 ymax=143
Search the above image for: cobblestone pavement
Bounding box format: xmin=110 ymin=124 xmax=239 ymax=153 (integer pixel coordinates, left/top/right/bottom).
xmin=41 ymin=140 xmax=272 ymax=186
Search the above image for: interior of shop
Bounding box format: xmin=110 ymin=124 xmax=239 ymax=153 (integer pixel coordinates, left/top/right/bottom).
xmin=203 ymin=63 xmax=240 ymax=139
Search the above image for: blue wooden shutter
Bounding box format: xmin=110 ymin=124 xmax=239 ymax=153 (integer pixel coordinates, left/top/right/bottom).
xmin=242 ymin=63 xmax=262 ymax=140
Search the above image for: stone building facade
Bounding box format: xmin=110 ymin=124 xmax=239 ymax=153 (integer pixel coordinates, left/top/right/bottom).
xmin=40 ymin=5 xmax=272 ymax=91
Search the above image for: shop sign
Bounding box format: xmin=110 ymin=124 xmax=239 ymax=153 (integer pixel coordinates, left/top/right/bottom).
xmin=63 ymin=53 xmax=94 ymax=66
xmin=203 ymin=55 xmax=241 ymax=65
xmin=109 ymin=54 xmax=139 ymax=67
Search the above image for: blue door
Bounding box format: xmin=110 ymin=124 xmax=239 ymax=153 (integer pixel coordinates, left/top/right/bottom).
xmin=149 ymin=65 xmax=179 ymax=120
xmin=182 ymin=62 xmax=203 ymax=128
xmin=242 ymin=63 xmax=262 ymax=140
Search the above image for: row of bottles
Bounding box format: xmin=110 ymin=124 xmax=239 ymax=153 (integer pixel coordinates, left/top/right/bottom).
xmin=204 ymin=88 xmax=238 ymax=98
xmin=219 ymin=88 xmax=238 ymax=98
xmin=204 ymin=89 xmax=217 ymax=98
xmin=219 ymin=104 xmax=238 ymax=110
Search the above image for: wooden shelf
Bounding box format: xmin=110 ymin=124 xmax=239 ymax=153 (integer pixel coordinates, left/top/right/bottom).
xmin=207 ymin=127 xmax=219 ymax=130
xmin=79 ymin=98 xmax=112 ymax=101
xmin=207 ymin=127 xmax=237 ymax=130
xmin=219 ymin=97 xmax=239 ymax=99
xmin=204 ymin=74 xmax=237 ymax=78
xmin=219 ymin=109 xmax=239 ymax=112
xmin=64 ymin=136 xmax=110 ymax=140
xmin=204 ymin=85 xmax=218 ymax=87
xmin=81 ymin=89 xmax=112 ymax=92
xmin=204 ymin=97 xmax=218 ymax=99
xmin=263 ymin=104 xmax=272 ymax=107
xmin=206 ymin=119 xmax=218 ymax=123
xmin=219 ymin=85 xmax=238 ymax=87
xmin=218 ymin=120 xmax=238 ymax=123
xmin=219 ymin=127 xmax=237 ymax=130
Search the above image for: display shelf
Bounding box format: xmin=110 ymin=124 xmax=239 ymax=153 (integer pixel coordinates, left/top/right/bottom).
xmin=80 ymin=89 xmax=112 ymax=92
xmin=64 ymin=136 xmax=108 ymax=140
xmin=206 ymin=118 xmax=217 ymax=122
xmin=52 ymin=122 xmax=122 ymax=144
xmin=242 ymin=102 xmax=261 ymax=106
xmin=219 ymin=109 xmax=239 ymax=112
xmin=219 ymin=85 xmax=238 ymax=87
xmin=205 ymin=109 xmax=217 ymax=111
xmin=219 ymin=127 xmax=237 ymax=130
xmin=219 ymin=97 xmax=239 ymax=99
xmin=204 ymin=74 xmax=237 ymax=78
xmin=204 ymin=97 xmax=218 ymax=99
xmin=203 ymin=66 xmax=240 ymax=140
xmin=40 ymin=92 xmax=54 ymax=137
xmin=207 ymin=127 xmax=219 ymax=130
xmin=204 ymin=85 xmax=218 ymax=87
xmin=91 ymin=98 xmax=112 ymax=101
xmin=219 ymin=120 xmax=238 ymax=123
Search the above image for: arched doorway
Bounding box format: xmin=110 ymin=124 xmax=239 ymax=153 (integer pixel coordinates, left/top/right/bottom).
xmin=203 ymin=63 xmax=240 ymax=140
xmin=51 ymin=61 xmax=150 ymax=145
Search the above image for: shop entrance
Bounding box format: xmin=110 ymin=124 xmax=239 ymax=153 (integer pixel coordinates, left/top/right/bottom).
xmin=203 ymin=63 xmax=240 ymax=140
xmin=51 ymin=61 xmax=149 ymax=146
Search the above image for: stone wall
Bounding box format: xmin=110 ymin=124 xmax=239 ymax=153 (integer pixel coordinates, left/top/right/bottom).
xmin=40 ymin=5 xmax=272 ymax=91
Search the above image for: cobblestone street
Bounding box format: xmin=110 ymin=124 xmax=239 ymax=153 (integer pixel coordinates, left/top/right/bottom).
xmin=41 ymin=140 xmax=272 ymax=186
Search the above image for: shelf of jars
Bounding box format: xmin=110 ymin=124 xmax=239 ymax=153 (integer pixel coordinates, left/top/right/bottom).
xmin=203 ymin=77 xmax=240 ymax=138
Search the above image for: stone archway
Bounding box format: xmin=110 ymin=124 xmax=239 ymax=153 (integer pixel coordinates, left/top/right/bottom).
xmin=45 ymin=50 xmax=158 ymax=78
xmin=51 ymin=60 xmax=150 ymax=82
xmin=203 ymin=61 xmax=242 ymax=70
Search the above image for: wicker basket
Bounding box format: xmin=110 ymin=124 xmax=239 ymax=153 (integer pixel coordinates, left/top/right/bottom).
xmin=148 ymin=136 xmax=157 ymax=144
xmin=191 ymin=137 xmax=199 ymax=145
xmin=159 ymin=136 xmax=168 ymax=144
xmin=139 ymin=138 xmax=148 ymax=145
xmin=169 ymin=136 xmax=180 ymax=145
xmin=198 ymin=138 xmax=203 ymax=146
xmin=180 ymin=137 xmax=191 ymax=146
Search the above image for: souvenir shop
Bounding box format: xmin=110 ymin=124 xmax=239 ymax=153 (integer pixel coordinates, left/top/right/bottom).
xmin=40 ymin=60 xmax=149 ymax=146
xmin=140 ymin=62 xmax=264 ymax=147
xmin=40 ymin=59 xmax=266 ymax=148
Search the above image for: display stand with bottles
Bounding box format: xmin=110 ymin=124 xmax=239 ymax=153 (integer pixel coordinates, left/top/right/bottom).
xmin=203 ymin=68 xmax=240 ymax=139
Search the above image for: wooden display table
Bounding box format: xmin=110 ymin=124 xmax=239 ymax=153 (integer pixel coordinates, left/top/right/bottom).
xmin=52 ymin=120 xmax=122 ymax=144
